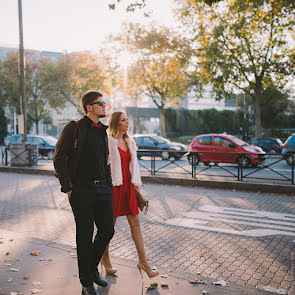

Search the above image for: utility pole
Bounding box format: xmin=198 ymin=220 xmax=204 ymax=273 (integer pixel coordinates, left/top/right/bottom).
xmin=18 ymin=0 xmax=27 ymax=142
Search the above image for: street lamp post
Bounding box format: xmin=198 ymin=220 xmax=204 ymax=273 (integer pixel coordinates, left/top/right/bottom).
xmin=18 ymin=0 xmax=27 ymax=142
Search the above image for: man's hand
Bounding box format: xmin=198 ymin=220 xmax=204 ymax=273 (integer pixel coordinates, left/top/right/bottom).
xmin=67 ymin=190 xmax=72 ymax=198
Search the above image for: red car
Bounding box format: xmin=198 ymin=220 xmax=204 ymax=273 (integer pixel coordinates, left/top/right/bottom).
xmin=188 ymin=134 xmax=266 ymax=168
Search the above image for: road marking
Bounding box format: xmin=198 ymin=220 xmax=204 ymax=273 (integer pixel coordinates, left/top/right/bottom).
xmin=165 ymin=206 xmax=295 ymax=242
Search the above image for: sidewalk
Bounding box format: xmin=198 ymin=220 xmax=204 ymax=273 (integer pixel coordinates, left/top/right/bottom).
xmin=0 ymin=230 xmax=273 ymax=295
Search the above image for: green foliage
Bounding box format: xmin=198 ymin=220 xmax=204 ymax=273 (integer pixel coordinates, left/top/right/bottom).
xmin=0 ymin=106 xmax=7 ymax=145
xmin=177 ymin=0 xmax=295 ymax=137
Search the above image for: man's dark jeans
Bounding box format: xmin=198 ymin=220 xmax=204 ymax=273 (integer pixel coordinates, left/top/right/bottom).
xmin=69 ymin=183 xmax=114 ymax=287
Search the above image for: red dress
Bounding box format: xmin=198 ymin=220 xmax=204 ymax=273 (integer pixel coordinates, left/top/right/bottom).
xmin=112 ymin=147 xmax=139 ymax=218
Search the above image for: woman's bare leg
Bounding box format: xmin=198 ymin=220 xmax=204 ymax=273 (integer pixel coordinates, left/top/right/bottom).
xmin=126 ymin=215 xmax=150 ymax=268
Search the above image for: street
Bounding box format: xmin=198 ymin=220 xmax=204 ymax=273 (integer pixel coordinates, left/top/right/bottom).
xmin=0 ymin=172 xmax=294 ymax=294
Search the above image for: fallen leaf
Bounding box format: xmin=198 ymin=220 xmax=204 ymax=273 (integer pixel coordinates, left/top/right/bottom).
xmin=5 ymin=263 xmax=12 ymax=266
xmin=199 ymin=253 xmax=205 ymax=257
xmin=30 ymin=252 xmax=40 ymax=256
xmin=16 ymin=258 xmax=23 ymax=261
xmin=39 ymin=259 xmax=46 ymax=261
xmin=161 ymin=283 xmax=169 ymax=288
xmin=4 ymin=258 xmax=13 ymax=262
xmin=5 ymin=251 xmax=11 ymax=255
xmin=202 ymin=291 xmax=209 ymax=294
xmin=8 ymin=278 xmax=13 ymax=282
xmin=212 ymin=280 xmax=227 ymax=286
xmin=47 ymin=258 xmax=53 ymax=261
xmin=30 ymin=289 xmax=42 ymax=294
xmin=7 ymin=268 xmax=20 ymax=272
xmin=188 ymin=278 xmax=206 ymax=284
xmin=147 ymin=283 xmax=158 ymax=290
xmin=167 ymin=269 xmax=172 ymax=272
xmin=0 ymin=240 xmax=4 ymax=243
xmin=161 ymin=274 xmax=168 ymax=278
xmin=32 ymin=282 xmax=42 ymax=286
xmin=196 ymin=272 xmax=201 ymax=275
xmin=24 ymin=276 xmax=31 ymax=280
xmin=9 ymin=239 xmax=14 ymax=242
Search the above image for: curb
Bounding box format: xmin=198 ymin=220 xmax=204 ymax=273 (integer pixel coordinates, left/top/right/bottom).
xmin=0 ymin=165 xmax=294 ymax=195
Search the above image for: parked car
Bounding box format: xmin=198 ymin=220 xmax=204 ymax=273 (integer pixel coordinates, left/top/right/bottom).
xmin=133 ymin=134 xmax=187 ymax=160
xmin=187 ymin=133 xmax=265 ymax=168
xmin=4 ymin=134 xmax=22 ymax=146
xmin=282 ymin=134 xmax=295 ymax=166
xmin=4 ymin=134 xmax=57 ymax=160
xmin=248 ymin=138 xmax=283 ymax=154
xmin=26 ymin=135 xmax=57 ymax=159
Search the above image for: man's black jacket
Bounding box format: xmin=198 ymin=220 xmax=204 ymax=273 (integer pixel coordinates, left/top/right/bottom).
xmin=53 ymin=116 xmax=112 ymax=193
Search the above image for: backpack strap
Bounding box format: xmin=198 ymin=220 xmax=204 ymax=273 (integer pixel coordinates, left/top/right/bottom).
xmin=70 ymin=120 xmax=80 ymax=149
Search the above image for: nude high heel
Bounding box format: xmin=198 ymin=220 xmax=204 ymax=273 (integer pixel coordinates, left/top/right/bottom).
xmin=102 ymin=261 xmax=117 ymax=275
xmin=137 ymin=262 xmax=159 ymax=278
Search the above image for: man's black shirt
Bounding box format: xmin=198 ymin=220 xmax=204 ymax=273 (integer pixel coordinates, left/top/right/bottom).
xmin=76 ymin=116 xmax=107 ymax=181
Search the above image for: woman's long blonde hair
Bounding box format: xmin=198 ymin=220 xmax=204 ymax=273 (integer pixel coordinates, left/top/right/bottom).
xmin=108 ymin=111 xmax=130 ymax=139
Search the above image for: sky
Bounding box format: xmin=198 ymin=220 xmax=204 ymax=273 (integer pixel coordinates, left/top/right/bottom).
xmin=0 ymin=0 xmax=176 ymax=53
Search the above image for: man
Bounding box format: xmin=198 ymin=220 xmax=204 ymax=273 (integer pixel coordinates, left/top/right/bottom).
xmin=54 ymin=90 xmax=114 ymax=295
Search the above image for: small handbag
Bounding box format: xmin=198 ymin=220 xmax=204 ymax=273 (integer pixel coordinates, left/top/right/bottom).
xmin=134 ymin=186 xmax=149 ymax=214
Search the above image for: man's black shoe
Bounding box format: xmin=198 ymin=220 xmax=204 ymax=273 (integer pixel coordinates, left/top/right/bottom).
xmin=92 ymin=271 xmax=108 ymax=287
xmin=81 ymin=283 xmax=99 ymax=295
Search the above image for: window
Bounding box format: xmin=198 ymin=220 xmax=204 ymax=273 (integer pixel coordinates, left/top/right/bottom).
xmin=143 ymin=137 xmax=157 ymax=146
xmin=214 ymin=137 xmax=233 ymax=147
xmin=198 ymin=136 xmax=212 ymax=145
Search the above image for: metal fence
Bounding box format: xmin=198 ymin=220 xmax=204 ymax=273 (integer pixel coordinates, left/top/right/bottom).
xmin=137 ymin=149 xmax=295 ymax=185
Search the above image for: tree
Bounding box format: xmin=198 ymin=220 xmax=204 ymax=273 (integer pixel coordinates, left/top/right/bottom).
xmin=110 ymin=24 xmax=192 ymax=136
xmin=176 ymin=0 xmax=295 ymax=137
xmin=0 ymin=52 xmax=69 ymax=134
xmin=62 ymin=51 xmax=112 ymax=114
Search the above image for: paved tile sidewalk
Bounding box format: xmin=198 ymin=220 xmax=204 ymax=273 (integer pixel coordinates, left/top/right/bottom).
xmin=0 ymin=172 xmax=294 ymax=294
xmin=0 ymin=229 xmax=272 ymax=295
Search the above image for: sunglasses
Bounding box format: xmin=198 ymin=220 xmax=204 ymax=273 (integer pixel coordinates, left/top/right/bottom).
xmin=89 ymin=100 xmax=106 ymax=107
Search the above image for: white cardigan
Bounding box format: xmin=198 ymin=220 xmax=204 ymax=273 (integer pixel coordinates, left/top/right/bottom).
xmin=108 ymin=134 xmax=142 ymax=187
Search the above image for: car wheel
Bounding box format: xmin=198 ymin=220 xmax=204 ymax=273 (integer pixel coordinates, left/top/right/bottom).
xmin=286 ymin=154 xmax=295 ymax=166
xmin=161 ymin=151 xmax=170 ymax=160
xmin=237 ymin=155 xmax=250 ymax=168
xmin=47 ymin=150 xmax=54 ymax=160
xmin=188 ymin=154 xmax=199 ymax=166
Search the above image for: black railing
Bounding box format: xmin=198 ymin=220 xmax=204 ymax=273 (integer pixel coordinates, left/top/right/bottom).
xmin=137 ymin=149 xmax=294 ymax=185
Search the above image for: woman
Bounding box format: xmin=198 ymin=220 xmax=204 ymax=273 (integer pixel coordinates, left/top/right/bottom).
xmin=101 ymin=111 xmax=159 ymax=279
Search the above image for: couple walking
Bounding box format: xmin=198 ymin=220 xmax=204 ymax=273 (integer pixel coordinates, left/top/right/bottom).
xmin=53 ymin=90 xmax=159 ymax=295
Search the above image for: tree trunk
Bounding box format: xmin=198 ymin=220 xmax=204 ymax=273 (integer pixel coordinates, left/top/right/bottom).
xmin=254 ymin=77 xmax=263 ymax=138
xmin=35 ymin=120 xmax=39 ymax=134
xmin=160 ymin=108 xmax=166 ymax=137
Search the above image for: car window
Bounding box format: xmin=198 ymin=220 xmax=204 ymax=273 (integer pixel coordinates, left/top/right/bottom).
xmin=27 ymin=137 xmax=34 ymax=143
xmin=153 ymin=135 xmax=169 ymax=143
xmin=227 ymin=135 xmax=248 ymax=146
xmin=42 ymin=136 xmax=57 ymax=145
xmin=198 ymin=136 xmax=212 ymax=145
xmin=250 ymin=140 xmax=257 ymax=145
xmin=29 ymin=137 xmax=44 ymax=144
xmin=143 ymin=137 xmax=157 ymax=146
xmin=214 ymin=137 xmax=234 ymax=147
xmin=288 ymin=135 xmax=295 ymax=145
xmin=134 ymin=137 xmax=142 ymax=145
